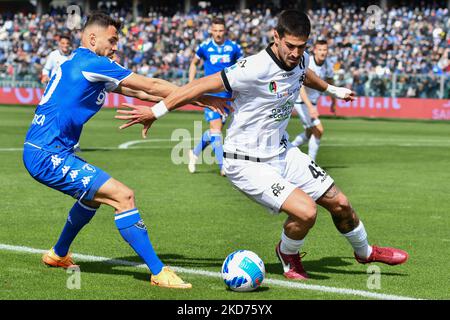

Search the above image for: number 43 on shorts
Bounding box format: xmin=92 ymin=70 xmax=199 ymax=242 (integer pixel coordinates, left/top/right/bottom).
xmin=308 ymin=160 xmax=326 ymax=179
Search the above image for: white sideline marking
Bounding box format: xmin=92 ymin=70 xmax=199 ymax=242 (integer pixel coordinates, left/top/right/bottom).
xmin=118 ymin=138 xmax=194 ymax=149
xmin=0 ymin=243 xmax=420 ymax=300
xmin=2 ymin=143 xmax=450 ymax=153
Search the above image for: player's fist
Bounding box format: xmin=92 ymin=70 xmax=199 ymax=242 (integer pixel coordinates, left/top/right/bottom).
xmin=325 ymin=85 xmax=355 ymax=101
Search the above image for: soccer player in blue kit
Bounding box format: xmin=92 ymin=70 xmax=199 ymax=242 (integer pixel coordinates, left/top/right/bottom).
xmin=188 ymin=17 xmax=243 ymax=175
xmin=22 ymin=12 xmax=227 ymax=289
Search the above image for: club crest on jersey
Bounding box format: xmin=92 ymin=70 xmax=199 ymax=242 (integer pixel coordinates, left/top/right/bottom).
xmin=269 ymin=81 xmax=277 ymax=93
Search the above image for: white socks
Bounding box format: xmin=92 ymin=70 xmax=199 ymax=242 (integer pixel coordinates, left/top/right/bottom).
xmin=281 ymin=222 xmax=373 ymax=259
xmin=293 ymin=133 xmax=321 ymax=161
xmin=292 ymin=132 xmax=308 ymax=147
xmin=308 ymin=135 xmax=321 ymax=161
xmin=280 ymin=230 xmax=305 ymax=254
xmin=342 ymin=221 xmax=372 ymax=259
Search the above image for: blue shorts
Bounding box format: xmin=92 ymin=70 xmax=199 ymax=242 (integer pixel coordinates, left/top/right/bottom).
xmin=23 ymin=142 xmax=110 ymax=201
xmin=204 ymin=106 xmax=230 ymax=124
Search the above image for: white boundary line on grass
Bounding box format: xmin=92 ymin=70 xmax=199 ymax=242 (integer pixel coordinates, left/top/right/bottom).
xmin=0 ymin=243 xmax=421 ymax=300
xmin=2 ymin=143 xmax=450 ymax=152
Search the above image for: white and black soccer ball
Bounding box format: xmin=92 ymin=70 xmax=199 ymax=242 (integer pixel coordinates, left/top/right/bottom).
xmin=221 ymin=250 xmax=265 ymax=292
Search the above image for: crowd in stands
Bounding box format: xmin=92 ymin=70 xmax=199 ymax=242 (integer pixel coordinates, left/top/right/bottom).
xmin=0 ymin=4 xmax=448 ymax=98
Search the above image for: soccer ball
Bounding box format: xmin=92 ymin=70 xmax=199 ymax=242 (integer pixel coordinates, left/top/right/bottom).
xmin=221 ymin=250 xmax=265 ymax=292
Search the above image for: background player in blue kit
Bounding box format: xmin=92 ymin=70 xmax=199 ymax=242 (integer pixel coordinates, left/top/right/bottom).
xmin=188 ymin=17 xmax=243 ymax=176
xmin=22 ymin=12 xmax=227 ymax=289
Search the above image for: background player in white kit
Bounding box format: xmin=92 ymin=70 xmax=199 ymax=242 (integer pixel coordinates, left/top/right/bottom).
xmin=41 ymin=35 xmax=72 ymax=84
xmin=291 ymin=38 xmax=336 ymax=161
xmin=117 ymin=10 xmax=408 ymax=280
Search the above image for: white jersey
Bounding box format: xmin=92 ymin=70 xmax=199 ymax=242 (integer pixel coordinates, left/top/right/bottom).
xmin=221 ymin=46 xmax=309 ymax=159
xmin=297 ymin=56 xmax=333 ymax=105
xmin=42 ymin=49 xmax=71 ymax=78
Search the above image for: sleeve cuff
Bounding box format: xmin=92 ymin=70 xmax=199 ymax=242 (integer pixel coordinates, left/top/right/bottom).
xmin=220 ymin=69 xmax=232 ymax=92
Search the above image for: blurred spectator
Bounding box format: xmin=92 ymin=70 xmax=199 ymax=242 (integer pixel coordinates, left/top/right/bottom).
xmin=0 ymin=5 xmax=448 ymax=96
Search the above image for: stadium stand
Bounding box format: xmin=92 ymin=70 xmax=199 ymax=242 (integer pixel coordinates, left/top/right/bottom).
xmin=0 ymin=1 xmax=448 ymax=97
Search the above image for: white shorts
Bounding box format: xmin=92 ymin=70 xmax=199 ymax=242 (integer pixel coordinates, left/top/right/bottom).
xmin=223 ymin=146 xmax=334 ymax=214
xmin=294 ymin=102 xmax=321 ymax=129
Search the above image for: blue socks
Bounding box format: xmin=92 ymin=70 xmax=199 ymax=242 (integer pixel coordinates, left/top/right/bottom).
xmin=54 ymin=200 xmax=97 ymax=257
xmin=115 ymin=209 xmax=164 ymax=275
xmin=193 ymin=130 xmax=211 ymax=157
xmin=210 ymin=132 xmax=224 ymax=170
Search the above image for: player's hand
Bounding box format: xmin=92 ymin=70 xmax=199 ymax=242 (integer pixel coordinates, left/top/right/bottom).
xmin=115 ymin=103 xmax=156 ymax=139
xmin=326 ymin=85 xmax=356 ymax=102
xmin=193 ymin=95 xmax=234 ymax=117
xmin=342 ymin=90 xmax=356 ymax=102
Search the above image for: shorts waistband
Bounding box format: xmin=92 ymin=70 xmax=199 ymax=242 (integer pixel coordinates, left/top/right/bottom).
xmin=223 ymin=152 xmax=261 ymax=163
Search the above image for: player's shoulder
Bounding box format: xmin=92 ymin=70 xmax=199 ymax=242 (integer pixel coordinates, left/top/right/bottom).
xmin=75 ymin=48 xmax=124 ymax=70
xmin=198 ymin=38 xmax=213 ymax=48
xmin=301 ymin=51 xmax=310 ymax=69
xmin=48 ymin=49 xmax=60 ymax=58
xmin=230 ymin=51 xmax=268 ymax=77
xmin=225 ymin=39 xmax=241 ymax=49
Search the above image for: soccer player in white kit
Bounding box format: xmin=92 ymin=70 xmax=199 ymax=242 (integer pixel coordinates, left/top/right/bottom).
xmin=117 ymin=10 xmax=408 ymax=280
xmin=41 ymin=35 xmax=72 ymax=84
xmin=291 ymin=39 xmax=336 ymax=161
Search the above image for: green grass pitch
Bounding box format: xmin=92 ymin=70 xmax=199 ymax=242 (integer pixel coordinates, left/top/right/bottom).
xmin=0 ymin=105 xmax=449 ymax=300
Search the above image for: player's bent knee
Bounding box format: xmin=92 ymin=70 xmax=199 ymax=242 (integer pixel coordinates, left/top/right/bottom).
xmin=332 ymin=193 xmax=352 ymax=216
xmin=290 ymin=203 xmax=317 ymax=227
xmin=118 ymin=187 xmax=135 ymax=208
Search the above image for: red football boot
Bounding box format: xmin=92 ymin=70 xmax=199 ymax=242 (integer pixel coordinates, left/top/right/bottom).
xmin=355 ymin=245 xmax=408 ymax=266
xmin=275 ymin=241 xmax=309 ymax=280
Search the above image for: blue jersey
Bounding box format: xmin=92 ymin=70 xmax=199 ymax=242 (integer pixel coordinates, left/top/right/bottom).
xmin=25 ymin=47 xmax=132 ymax=153
xmin=195 ymin=39 xmax=243 ymax=98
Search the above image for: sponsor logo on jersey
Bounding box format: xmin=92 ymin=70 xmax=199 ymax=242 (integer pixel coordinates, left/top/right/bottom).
xmin=269 ymin=100 xmax=294 ymax=122
xmin=276 ymin=85 xmax=300 ymax=99
xmin=210 ymin=54 xmax=231 ymax=64
xmin=269 ymin=81 xmax=277 ymax=93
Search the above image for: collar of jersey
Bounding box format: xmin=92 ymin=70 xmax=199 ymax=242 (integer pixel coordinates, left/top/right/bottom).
xmin=265 ymin=43 xmax=297 ymax=72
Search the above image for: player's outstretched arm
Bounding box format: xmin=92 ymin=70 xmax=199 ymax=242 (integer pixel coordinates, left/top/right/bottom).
xmin=120 ymin=73 xmax=179 ymax=99
xmin=114 ymin=85 xmax=164 ymax=102
xmin=304 ymin=68 xmax=355 ymax=101
xmin=115 ymin=72 xmax=228 ymax=138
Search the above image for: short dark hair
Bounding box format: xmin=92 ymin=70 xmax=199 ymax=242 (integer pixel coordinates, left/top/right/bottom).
xmin=276 ymin=10 xmax=311 ymax=39
xmin=83 ymin=11 xmax=122 ymax=31
xmin=314 ymin=39 xmax=328 ymax=46
xmin=211 ymin=17 xmax=225 ymax=26
xmin=59 ymin=34 xmax=71 ymax=42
